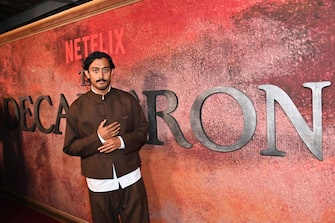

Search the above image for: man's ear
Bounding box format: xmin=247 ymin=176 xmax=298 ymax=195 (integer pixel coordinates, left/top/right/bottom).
xmin=84 ymin=70 xmax=90 ymax=79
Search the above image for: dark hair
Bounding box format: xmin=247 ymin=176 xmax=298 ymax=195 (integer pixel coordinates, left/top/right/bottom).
xmin=82 ymin=51 xmax=115 ymax=70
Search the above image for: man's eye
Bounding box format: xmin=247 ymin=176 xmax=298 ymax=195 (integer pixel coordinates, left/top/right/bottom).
xmin=103 ymin=68 xmax=110 ymax=73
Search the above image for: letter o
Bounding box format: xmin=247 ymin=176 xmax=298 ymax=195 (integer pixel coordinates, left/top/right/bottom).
xmin=190 ymin=86 xmax=256 ymax=152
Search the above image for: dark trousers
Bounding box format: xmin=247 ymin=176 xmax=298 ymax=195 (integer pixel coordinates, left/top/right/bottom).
xmin=88 ymin=178 xmax=150 ymax=223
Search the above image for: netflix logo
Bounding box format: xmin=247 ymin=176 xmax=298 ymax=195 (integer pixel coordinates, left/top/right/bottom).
xmin=64 ymin=28 xmax=125 ymax=63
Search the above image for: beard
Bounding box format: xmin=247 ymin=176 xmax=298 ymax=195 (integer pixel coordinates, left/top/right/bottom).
xmin=91 ymin=79 xmax=111 ymax=92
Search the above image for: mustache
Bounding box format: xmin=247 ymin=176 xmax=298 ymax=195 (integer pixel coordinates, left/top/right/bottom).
xmin=96 ymin=79 xmax=107 ymax=83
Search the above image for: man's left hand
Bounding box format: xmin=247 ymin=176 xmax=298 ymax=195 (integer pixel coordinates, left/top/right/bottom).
xmin=98 ymin=137 xmax=121 ymax=153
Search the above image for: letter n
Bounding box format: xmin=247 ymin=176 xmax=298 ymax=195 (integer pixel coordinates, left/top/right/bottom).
xmin=65 ymin=40 xmax=74 ymax=63
xmin=258 ymin=81 xmax=331 ymax=161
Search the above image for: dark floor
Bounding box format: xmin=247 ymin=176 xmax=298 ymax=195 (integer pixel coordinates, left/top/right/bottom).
xmin=0 ymin=195 xmax=61 ymax=223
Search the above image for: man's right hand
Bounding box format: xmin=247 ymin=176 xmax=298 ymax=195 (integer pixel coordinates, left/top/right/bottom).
xmin=97 ymin=119 xmax=121 ymax=140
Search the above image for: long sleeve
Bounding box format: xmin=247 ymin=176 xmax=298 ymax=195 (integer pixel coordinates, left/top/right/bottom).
xmin=63 ymin=107 xmax=102 ymax=157
xmin=62 ymin=89 xmax=149 ymax=179
xmin=120 ymin=96 xmax=149 ymax=154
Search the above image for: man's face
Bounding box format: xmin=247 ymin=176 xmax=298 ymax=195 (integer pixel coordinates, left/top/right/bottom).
xmin=85 ymin=58 xmax=112 ymax=94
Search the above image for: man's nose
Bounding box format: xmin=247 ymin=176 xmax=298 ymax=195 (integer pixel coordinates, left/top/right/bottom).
xmin=98 ymin=69 xmax=104 ymax=78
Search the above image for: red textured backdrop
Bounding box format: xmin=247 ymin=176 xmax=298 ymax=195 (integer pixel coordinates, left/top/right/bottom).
xmin=0 ymin=0 xmax=334 ymax=222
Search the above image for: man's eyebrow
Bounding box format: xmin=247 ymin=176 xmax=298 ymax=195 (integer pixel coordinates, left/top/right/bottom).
xmin=91 ymin=66 xmax=110 ymax=69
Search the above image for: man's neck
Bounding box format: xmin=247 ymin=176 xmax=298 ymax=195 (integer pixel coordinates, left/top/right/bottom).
xmin=91 ymin=86 xmax=111 ymax=95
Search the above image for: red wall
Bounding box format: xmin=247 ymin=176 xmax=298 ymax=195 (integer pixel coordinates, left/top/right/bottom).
xmin=0 ymin=0 xmax=334 ymax=222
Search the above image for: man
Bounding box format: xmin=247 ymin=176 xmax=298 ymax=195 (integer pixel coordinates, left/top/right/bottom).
xmin=63 ymin=51 xmax=150 ymax=223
